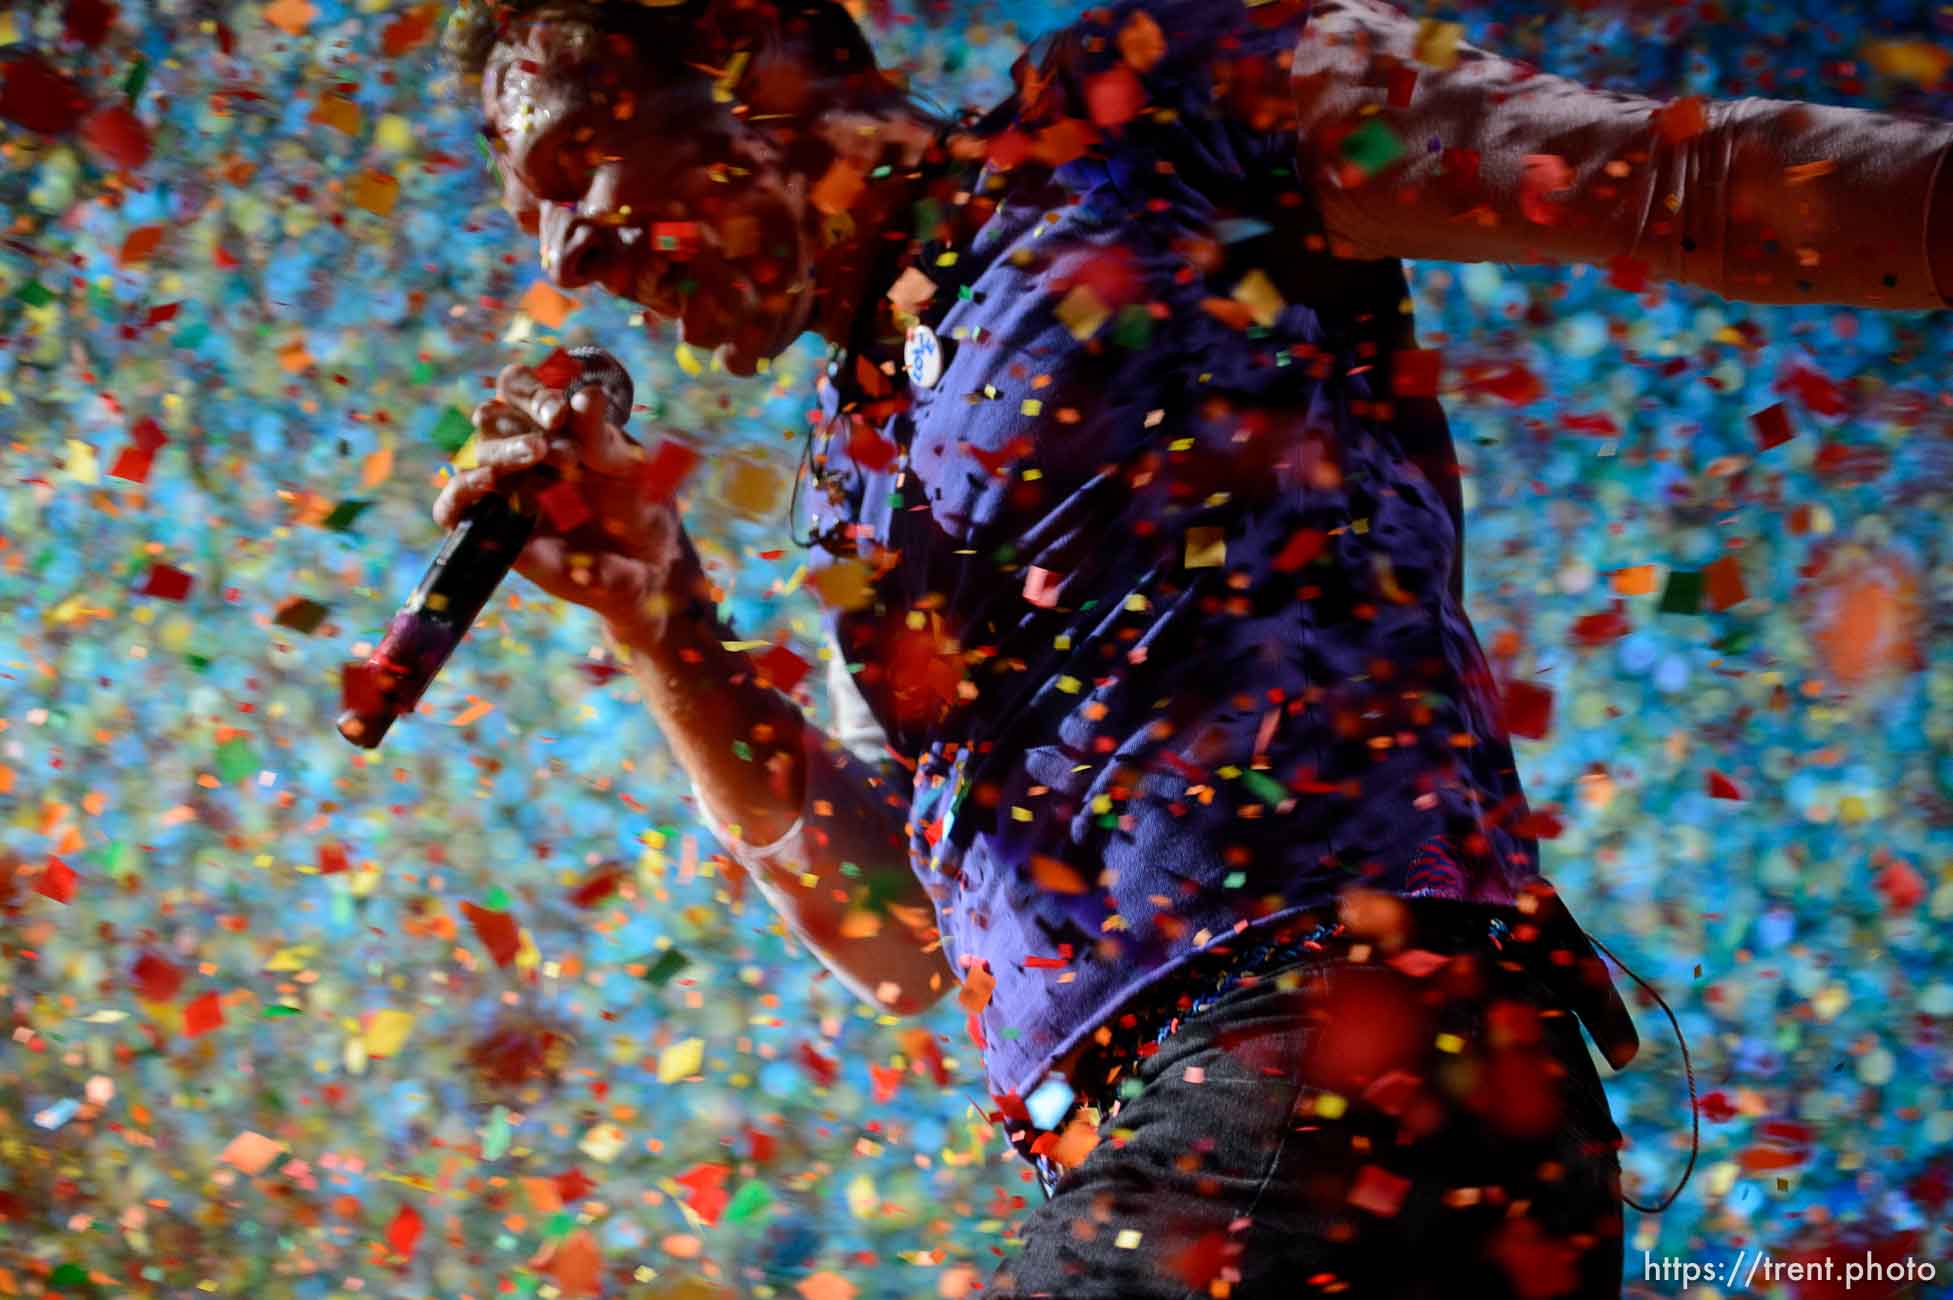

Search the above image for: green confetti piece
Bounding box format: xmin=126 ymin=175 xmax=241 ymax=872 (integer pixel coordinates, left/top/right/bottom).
xmin=122 ymin=55 xmax=149 ymax=100
xmin=216 ymin=738 xmax=256 ymax=783
xmin=1112 ymin=304 xmax=1154 ymax=349
xmin=14 ymin=280 xmax=53 ymax=307
xmin=322 ymin=499 xmax=374 ymax=532
xmin=174 ymin=320 xmax=209 ymax=349
xmin=725 ymin=1179 xmax=774 ymax=1223
xmin=1222 ymin=870 xmax=1247 ymax=888
xmin=484 ymin=885 xmax=512 ymax=911
xmin=731 ymin=739 xmax=753 ymax=761
xmin=411 ymin=359 xmax=436 ymax=385
xmin=1338 ymin=117 xmax=1406 ymax=175
xmin=643 ymin=948 xmax=691 ymax=986
xmin=263 ymin=1005 xmax=300 ymax=1017
xmin=1241 ymin=770 xmax=1287 ymax=807
xmin=543 ymin=1210 xmax=573 ymax=1237
xmin=1658 ymin=569 xmax=1704 ymax=615
xmin=184 ymin=652 xmax=212 ymax=673
xmin=50 ymin=1264 xmax=87 ymax=1288
xmin=482 ymin=1106 xmax=511 ymax=1160
xmin=1713 ymin=625 xmax=1756 ymax=654
xmin=431 ymin=405 xmax=473 ymax=454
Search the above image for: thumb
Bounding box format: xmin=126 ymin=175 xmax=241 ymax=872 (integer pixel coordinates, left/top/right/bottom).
xmin=569 ymin=385 xmax=645 ymax=476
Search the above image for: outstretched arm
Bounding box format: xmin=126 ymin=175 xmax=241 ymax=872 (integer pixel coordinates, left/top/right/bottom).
xmin=1291 ymin=0 xmax=1953 ymax=310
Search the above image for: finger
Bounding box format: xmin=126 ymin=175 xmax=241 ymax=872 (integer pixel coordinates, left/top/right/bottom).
xmin=568 ymin=386 xmax=647 ymax=476
xmin=471 ymin=398 xmax=530 ymax=442
xmin=432 ymin=466 xmax=497 ymax=531
xmin=476 ymin=434 xmax=547 ymax=469
xmin=497 ymin=362 xmax=566 ymax=433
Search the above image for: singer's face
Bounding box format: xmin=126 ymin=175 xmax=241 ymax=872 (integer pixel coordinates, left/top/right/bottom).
xmin=480 ymin=20 xmax=823 ymax=376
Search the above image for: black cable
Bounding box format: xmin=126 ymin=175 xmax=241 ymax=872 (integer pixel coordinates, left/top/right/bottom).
xmin=1585 ymin=929 xmax=1699 ymax=1214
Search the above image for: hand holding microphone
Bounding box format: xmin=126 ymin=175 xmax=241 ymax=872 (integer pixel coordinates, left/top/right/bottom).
xmin=338 ymin=347 xmax=689 ymax=748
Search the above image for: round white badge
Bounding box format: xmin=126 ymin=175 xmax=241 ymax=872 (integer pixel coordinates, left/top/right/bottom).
xmin=904 ymin=324 xmax=943 ymax=389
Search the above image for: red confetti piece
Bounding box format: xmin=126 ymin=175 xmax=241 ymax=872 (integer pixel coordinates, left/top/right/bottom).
xmin=846 ymin=415 xmax=899 ymax=471
xmin=1347 ymin=1164 xmax=1412 ymax=1216
xmin=317 ymin=843 xmax=350 ymax=875
xmin=1751 ymin=401 xmax=1795 ymax=449
xmin=1569 ymin=600 xmax=1631 ymax=647
xmin=183 ymin=990 xmax=224 ymax=1038
xmin=636 ymin=439 xmax=701 ymax=498
xmin=118 ymin=225 xmax=164 ymax=267
xmin=1273 ymin=528 xmax=1326 ymax=572
xmin=1084 ymin=66 xmax=1146 ymax=127
xmin=1386 ymin=63 xmax=1418 ymax=107
xmin=1502 ymin=680 xmax=1554 ymax=740
xmin=379 ymin=3 xmax=438 ymax=57
xmin=131 ymin=951 xmax=183 ymax=1002
xmin=753 ymin=643 xmax=810 ymax=693
xmin=1703 ymin=555 xmax=1746 ymax=611
xmin=869 ymin=1062 xmax=904 ymax=1103
xmin=138 ymin=562 xmax=192 ymax=600
xmin=1519 ymin=154 xmax=1574 ymax=225
xmin=1391 ymin=348 xmax=1441 ymax=398
xmin=567 ymin=863 xmax=625 ymax=909
xmin=1655 ymin=95 xmax=1710 ymax=143
xmin=1705 ymin=770 xmax=1745 ymax=800
xmin=385 ymin=1203 xmax=422 ymax=1259
xmin=797 ymin=1042 xmax=839 ymax=1088
xmin=107 ymin=445 xmax=155 ymax=483
xmin=64 ymin=0 xmax=118 ymax=48
xmin=1607 ymin=255 xmax=1651 ymax=293
xmin=1875 ymin=858 xmax=1926 ymax=914
xmin=460 ymin=900 xmax=521 ymax=967
xmin=536 ymin=480 xmax=593 ymax=532
xmin=673 ymin=1162 xmax=731 ymax=1227
xmin=80 ymin=103 xmax=151 ymax=170
xmin=531 ymin=347 xmax=579 ymax=390
xmin=35 ymin=857 xmax=76 ymax=904
xmin=0 ymin=53 xmax=92 ymax=134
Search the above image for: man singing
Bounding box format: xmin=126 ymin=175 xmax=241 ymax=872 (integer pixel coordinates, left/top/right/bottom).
xmin=432 ymin=0 xmax=1953 ymax=1292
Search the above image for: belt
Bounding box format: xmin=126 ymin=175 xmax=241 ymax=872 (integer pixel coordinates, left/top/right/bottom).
xmin=1022 ymin=880 xmax=1639 ymax=1194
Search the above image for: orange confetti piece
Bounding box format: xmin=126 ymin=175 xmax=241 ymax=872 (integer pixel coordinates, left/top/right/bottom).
xmin=550 ymin=1229 xmax=603 ymax=1296
xmin=220 ymin=1131 xmax=286 ymax=1175
xmin=360 ymin=444 xmax=393 ymax=488
xmin=448 ymin=696 xmax=495 ymax=727
xmin=264 ymin=0 xmax=318 ymax=35
xmin=350 ymin=169 xmax=400 ymax=217
xmin=307 ymin=94 xmax=361 ymax=136
xmin=1609 ymin=565 xmax=1658 ymax=596
xmin=521 ymin=279 xmax=580 ymax=328
xmin=798 ymin=1272 xmax=859 ymax=1300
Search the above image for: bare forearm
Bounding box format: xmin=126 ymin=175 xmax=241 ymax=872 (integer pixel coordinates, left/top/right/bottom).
xmin=601 ymin=562 xmax=952 ymax=1015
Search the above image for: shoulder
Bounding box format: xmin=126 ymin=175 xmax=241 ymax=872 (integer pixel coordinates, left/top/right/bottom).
xmin=1020 ymin=0 xmax=1313 ymax=106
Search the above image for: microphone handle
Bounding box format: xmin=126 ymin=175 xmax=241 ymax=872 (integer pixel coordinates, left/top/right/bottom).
xmin=334 ymin=472 xmax=553 ymax=748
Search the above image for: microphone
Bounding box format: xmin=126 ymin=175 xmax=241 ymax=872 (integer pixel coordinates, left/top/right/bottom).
xmin=336 ymin=346 xmax=633 ymax=749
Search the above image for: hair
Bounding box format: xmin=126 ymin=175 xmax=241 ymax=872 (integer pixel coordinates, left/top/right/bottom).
xmin=442 ymin=0 xmax=907 ymax=117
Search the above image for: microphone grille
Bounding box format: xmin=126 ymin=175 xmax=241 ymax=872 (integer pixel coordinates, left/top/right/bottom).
xmin=566 ymin=346 xmax=635 ymax=429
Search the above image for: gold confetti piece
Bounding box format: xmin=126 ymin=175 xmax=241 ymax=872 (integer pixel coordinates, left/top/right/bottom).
xmin=658 ymin=1037 xmax=704 ymax=1082
xmin=448 ymin=696 xmax=494 ymax=727
xmin=886 ymin=265 xmax=937 ymax=316
xmin=363 ymin=1009 xmax=414 ymax=1056
xmin=1184 ymin=527 xmax=1226 ymax=569
xmin=1054 ymin=284 xmax=1110 ymax=340
xmin=1230 ymin=269 xmax=1285 ymax=327
xmin=1114 ymin=1229 xmax=1143 ymax=1249
xmin=1863 ymin=38 xmax=1953 ymax=86
xmin=1413 ymin=18 xmax=1464 ymax=70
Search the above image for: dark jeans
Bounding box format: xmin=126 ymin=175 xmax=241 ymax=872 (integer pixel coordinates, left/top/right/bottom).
xmin=983 ymin=922 xmax=1626 ymax=1299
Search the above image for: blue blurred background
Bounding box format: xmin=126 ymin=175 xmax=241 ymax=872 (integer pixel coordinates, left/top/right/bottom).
xmin=2 ymin=0 xmax=1951 ymax=1294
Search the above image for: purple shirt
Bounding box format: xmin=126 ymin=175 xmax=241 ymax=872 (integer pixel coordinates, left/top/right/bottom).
xmin=798 ymin=0 xmax=1540 ymax=1108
